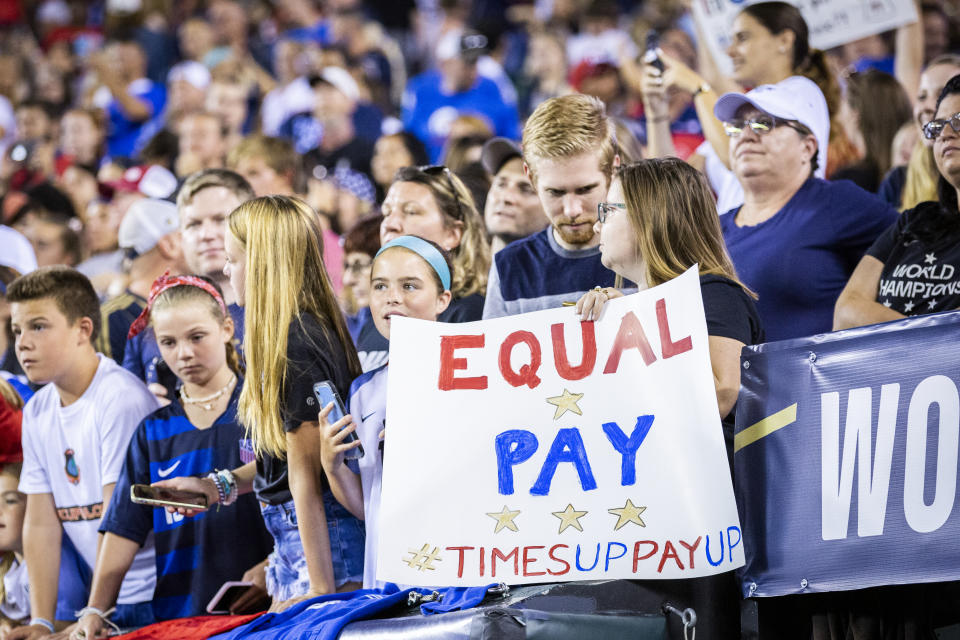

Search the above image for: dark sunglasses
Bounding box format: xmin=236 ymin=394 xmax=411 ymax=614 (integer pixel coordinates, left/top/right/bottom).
xmin=397 ymin=165 xmax=465 ymax=220
xmin=923 ymin=112 xmax=960 ymax=140
xmin=722 ymin=114 xmax=811 ymax=138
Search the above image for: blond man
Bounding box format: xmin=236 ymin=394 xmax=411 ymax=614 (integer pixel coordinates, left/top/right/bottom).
xmin=482 ymin=94 xmax=621 ymax=318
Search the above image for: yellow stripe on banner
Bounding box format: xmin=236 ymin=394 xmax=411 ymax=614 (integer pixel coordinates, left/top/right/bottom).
xmin=733 ymin=403 xmax=798 ymax=453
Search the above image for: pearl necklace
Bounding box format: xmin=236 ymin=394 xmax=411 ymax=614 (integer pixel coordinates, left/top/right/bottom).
xmin=180 ymin=374 xmax=237 ymax=411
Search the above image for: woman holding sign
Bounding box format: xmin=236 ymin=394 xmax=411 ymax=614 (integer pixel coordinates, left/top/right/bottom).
xmin=576 ymin=158 xmax=764 ymax=456
xmin=318 ymin=235 xmax=452 ymax=589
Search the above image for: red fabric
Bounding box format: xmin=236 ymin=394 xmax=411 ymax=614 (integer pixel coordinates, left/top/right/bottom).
xmin=0 ymin=397 xmax=22 ymax=464
xmin=114 ymin=613 xmax=262 ymax=640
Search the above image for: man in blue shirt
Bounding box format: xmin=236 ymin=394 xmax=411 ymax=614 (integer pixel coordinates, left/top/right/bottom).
xmin=403 ymin=30 xmax=520 ymax=162
xmin=91 ymin=39 xmax=166 ymax=159
xmin=483 ymin=94 xmax=622 ymax=318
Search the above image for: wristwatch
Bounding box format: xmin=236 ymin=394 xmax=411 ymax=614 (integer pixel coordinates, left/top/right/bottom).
xmin=693 ymin=82 xmax=712 ymax=98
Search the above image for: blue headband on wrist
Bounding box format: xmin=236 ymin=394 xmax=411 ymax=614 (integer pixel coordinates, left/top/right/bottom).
xmin=375 ymin=235 xmax=452 ymax=292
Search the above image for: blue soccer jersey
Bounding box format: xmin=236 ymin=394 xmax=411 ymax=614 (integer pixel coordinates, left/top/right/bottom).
xmin=102 ymin=382 xmax=273 ymax=620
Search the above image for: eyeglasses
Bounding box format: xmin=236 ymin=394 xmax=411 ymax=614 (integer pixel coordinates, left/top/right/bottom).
xmin=344 ymin=259 xmax=372 ymax=274
xmin=923 ymin=112 xmax=960 ymax=140
xmin=722 ymin=114 xmax=810 ymax=138
xmin=397 ymin=165 xmax=465 ymax=221
xmin=597 ymin=201 xmax=626 ymax=223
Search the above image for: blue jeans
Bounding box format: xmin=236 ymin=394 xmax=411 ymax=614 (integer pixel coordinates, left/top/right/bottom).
xmin=261 ymin=492 xmax=364 ymax=600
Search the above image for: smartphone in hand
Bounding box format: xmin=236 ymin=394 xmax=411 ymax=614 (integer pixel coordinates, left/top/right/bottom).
xmin=130 ymin=484 xmax=209 ymax=511
xmin=313 ymin=381 xmax=364 ymax=460
xmin=644 ymin=30 xmax=666 ymax=72
xmin=206 ymin=581 xmax=255 ymax=614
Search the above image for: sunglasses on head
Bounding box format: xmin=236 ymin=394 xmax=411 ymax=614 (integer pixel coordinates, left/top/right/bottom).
xmin=923 ymin=112 xmax=960 ymax=140
xmin=397 ymin=165 xmax=465 ymax=220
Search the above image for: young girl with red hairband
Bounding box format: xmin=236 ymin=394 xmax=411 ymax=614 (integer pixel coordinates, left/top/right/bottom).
xmin=72 ymin=274 xmax=273 ymax=640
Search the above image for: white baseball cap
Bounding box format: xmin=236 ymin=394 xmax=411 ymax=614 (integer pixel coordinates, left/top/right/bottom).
xmin=167 ymin=61 xmax=211 ymax=90
xmin=714 ymin=76 xmax=830 ymax=178
xmin=315 ymin=67 xmax=359 ymax=103
xmin=118 ymin=199 xmax=179 ymax=257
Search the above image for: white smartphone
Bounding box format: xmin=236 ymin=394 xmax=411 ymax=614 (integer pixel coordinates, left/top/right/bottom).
xmin=206 ymin=581 xmax=254 ymax=614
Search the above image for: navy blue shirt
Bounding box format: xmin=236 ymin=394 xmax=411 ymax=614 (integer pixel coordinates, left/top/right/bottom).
xmin=483 ymin=228 xmax=620 ymax=319
xmin=98 ymin=291 xmax=147 ymax=365
xmin=102 ymin=382 xmax=273 ymax=620
xmin=721 ymin=178 xmax=898 ymax=341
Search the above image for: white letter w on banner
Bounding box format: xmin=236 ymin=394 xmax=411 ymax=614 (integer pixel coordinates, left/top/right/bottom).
xmin=821 ymin=385 xmax=899 ymax=540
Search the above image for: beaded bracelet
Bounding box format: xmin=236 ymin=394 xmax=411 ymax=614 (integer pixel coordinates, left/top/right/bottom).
xmin=218 ymin=468 xmax=239 ymax=506
xmin=207 ymin=471 xmax=226 ymax=505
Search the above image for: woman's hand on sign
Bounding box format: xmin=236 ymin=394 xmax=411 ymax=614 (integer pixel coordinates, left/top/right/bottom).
xmin=576 ymin=287 xmax=623 ymax=322
xmin=317 ymin=402 xmax=361 ymax=471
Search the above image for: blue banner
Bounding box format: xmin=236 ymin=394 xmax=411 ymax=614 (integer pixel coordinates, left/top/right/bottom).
xmin=735 ymin=311 xmax=960 ymax=597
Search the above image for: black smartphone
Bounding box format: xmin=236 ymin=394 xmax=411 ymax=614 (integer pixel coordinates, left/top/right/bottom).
xmin=644 ymin=30 xmax=665 ymax=72
xmin=130 ymin=484 xmax=209 ymax=511
xmin=313 ymin=381 xmax=364 ymax=460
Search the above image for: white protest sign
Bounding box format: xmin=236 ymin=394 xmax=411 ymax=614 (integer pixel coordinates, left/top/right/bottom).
xmin=692 ymin=0 xmax=918 ymax=77
xmin=377 ymin=267 xmax=743 ymax=587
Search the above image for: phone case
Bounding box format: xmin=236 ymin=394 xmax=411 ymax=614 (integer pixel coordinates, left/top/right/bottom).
xmin=313 ymin=381 xmax=365 ymax=460
xmin=129 ymin=485 xmax=209 ymax=511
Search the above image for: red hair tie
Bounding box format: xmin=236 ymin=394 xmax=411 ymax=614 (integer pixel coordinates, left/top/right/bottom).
xmin=127 ymin=271 xmax=228 ymax=339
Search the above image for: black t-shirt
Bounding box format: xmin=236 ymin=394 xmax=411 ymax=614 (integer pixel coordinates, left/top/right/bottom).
xmin=437 ymin=292 xmax=485 ymax=323
xmin=867 ymin=201 xmax=960 ymax=316
xmin=303 ymin=137 xmax=375 ymax=181
xmin=832 ymin=161 xmax=881 ymax=194
xmin=700 ymin=274 xmax=765 ymax=454
xmin=254 ymin=313 xmax=355 ymax=505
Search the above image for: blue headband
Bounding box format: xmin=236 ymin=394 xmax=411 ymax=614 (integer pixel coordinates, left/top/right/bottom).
xmin=375 ymin=235 xmax=452 ymax=292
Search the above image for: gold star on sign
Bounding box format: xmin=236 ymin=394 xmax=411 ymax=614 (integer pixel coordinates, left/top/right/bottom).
xmin=552 ymin=503 xmax=588 ymax=534
xmin=546 ymin=388 xmax=584 ymax=420
xmin=486 ymin=505 xmax=521 ymax=533
xmin=608 ymin=499 xmax=647 ymax=531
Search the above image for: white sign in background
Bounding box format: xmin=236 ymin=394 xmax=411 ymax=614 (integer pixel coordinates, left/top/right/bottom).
xmin=692 ymin=0 xmax=918 ymax=77
xmin=378 ymin=268 xmax=744 ymax=586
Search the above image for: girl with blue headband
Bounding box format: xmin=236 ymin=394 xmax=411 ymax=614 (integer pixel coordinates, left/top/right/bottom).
xmin=318 ymin=235 xmax=452 ymax=589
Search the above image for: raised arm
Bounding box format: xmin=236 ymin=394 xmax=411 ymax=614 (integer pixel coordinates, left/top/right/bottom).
xmin=895 ymin=0 xmax=924 ymax=102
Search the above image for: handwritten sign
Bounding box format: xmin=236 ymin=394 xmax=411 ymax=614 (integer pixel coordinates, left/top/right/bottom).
xmin=692 ymin=0 xmax=918 ymax=77
xmin=377 ymin=267 xmax=743 ymax=586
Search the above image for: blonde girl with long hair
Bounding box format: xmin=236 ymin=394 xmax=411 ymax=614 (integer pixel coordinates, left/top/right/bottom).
xmin=159 ymin=196 xmax=365 ymax=609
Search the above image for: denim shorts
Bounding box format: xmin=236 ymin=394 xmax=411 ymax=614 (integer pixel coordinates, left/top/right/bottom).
xmin=261 ymin=492 xmax=365 ymax=600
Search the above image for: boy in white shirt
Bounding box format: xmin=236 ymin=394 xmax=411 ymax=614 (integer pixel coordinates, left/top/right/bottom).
xmin=6 ymin=267 xmax=158 ymax=639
